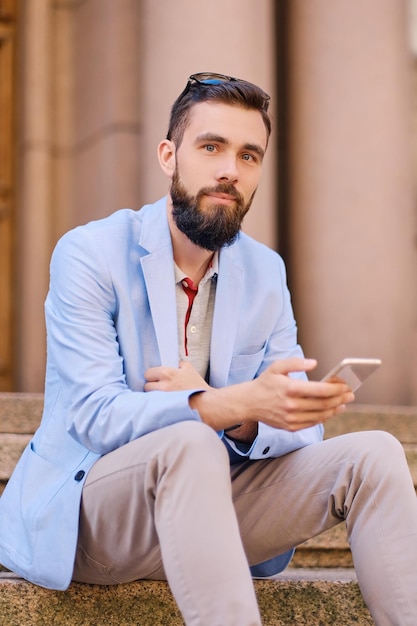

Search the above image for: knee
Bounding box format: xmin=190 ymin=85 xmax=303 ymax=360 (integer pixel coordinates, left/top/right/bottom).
xmin=172 ymin=419 xmax=224 ymax=448
xmin=359 ymin=429 xmax=403 ymax=457
xmin=164 ymin=421 xmax=230 ymax=472
xmin=350 ymin=430 xmax=408 ymax=478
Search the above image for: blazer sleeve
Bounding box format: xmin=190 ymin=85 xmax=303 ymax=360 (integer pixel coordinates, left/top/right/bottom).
xmin=44 ymin=226 xmax=203 ymax=455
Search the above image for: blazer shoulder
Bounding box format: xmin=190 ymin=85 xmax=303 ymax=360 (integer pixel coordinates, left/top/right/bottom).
xmin=54 ymin=197 xmax=168 ymax=256
xmin=233 ymin=231 xmax=286 ymax=270
xmin=60 ymin=208 xmax=143 ymax=242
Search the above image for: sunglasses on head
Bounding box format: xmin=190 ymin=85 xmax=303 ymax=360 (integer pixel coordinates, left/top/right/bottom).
xmin=182 ymin=72 xmax=270 ymax=111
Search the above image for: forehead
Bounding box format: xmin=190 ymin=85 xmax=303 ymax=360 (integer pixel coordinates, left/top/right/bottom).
xmin=183 ymin=101 xmax=268 ymax=150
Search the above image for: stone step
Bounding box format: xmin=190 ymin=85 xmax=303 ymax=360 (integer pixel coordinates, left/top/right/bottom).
xmin=324 ymin=404 xmax=417 ymax=442
xmin=0 ymin=570 xmax=372 ymax=625
xmin=1 ymin=395 xmax=416 ymax=439
xmin=0 ymin=392 xmax=43 ymax=433
xmin=1 ymin=394 xmax=416 ymax=441
xmin=291 ymin=523 xmax=351 ymax=568
xmin=0 ymin=392 xmax=42 ymax=497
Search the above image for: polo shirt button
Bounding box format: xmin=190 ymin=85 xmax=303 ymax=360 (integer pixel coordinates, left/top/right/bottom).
xmin=74 ymin=470 xmax=85 ymax=482
xmin=262 ymin=446 xmax=270 ymax=455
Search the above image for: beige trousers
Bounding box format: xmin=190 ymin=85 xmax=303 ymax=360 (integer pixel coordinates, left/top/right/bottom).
xmin=73 ymin=421 xmax=417 ymax=626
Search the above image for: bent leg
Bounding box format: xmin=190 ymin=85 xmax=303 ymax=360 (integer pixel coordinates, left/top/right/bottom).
xmin=73 ymin=421 xmax=262 ymax=626
xmin=232 ymin=431 xmax=417 ymax=626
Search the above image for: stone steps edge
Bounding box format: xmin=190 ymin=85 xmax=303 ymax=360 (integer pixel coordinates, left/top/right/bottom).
xmin=0 ymin=396 xmax=417 ymax=435
xmin=0 ymin=571 xmax=373 ymax=625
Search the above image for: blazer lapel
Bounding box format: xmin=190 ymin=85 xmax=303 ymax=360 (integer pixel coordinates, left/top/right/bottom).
xmin=209 ymin=248 xmax=243 ymax=387
xmin=139 ymin=198 xmax=179 ymax=368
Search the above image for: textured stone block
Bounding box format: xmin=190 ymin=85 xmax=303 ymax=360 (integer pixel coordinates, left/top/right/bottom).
xmin=0 ymin=572 xmax=373 ymax=625
xmin=0 ymin=433 xmax=31 ymax=481
xmin=0 ymin=393 xmax=43 ymax=433
xmin=325 ymin=404 xmax=417 ymax=443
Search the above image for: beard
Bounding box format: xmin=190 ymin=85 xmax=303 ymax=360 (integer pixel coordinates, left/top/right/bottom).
xmin=170 ymin=169 xmax=256 ymax=251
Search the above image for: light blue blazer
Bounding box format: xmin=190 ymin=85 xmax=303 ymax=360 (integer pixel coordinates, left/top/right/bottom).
xmin=0 ymin=197 xmax=322 ymax=589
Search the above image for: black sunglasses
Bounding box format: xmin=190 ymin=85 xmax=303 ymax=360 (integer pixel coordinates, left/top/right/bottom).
xmin=183 ymin=72 xmax=270 ymax=111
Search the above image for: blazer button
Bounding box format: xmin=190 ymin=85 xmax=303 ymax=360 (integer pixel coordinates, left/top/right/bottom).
xmin=74 ymin=470 xmax=85 ymax=482
xmin=262 ymin=446 xmax=270 ymax=455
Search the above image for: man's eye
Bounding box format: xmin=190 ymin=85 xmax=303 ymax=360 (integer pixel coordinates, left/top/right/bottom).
xmin=204 ymin=144 xmax=216 ymax=152
xmin=242 ymin=153 xmax=254 ymax=161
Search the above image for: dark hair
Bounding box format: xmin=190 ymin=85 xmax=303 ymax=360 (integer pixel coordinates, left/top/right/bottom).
xmin=166 ymin=75 xmax=272 ymax=147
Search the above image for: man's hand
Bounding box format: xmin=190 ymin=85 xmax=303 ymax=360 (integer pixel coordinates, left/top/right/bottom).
xmin=189 ymin=357 xmax=355 ymax=433
xmin=144 ymin=360 xmax=210 ymax=392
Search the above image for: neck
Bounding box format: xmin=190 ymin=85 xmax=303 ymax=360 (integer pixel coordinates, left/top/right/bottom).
xmin=166 ymin=197 xmax=214 ymax=285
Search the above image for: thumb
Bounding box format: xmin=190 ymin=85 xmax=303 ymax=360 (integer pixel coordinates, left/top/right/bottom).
xmin=270 ymin=357 xmax=317 ymax=376
xmin=179 ymin=359 xmax=193 ymax=370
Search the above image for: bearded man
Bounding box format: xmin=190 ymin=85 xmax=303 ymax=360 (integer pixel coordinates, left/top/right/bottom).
xmin=1 ymin=73 xmax=417 ymax=626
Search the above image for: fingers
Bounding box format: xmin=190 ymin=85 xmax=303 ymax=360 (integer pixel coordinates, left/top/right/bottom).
xmin=270 ymin=357 xmax=318 ymax=376
xmin=145 ymin=361 xmax=196 ymax=381
xmin=275 ymin=396 xmax=352 ymax=431
xmin=284 ymin=386 xmax=354 ymax=410
xmin=266 ymin=398 xmax=351 ymax=432
xmin=144 ymin=361 xmax=210 ymax=392
xmin=178 ymin=360 xmax=194 ymax=371
xmin=268 ymin=358 xmax=353 ymax=398
xmin=143 ymin=365 xmax=177 ymax=392
xmin=144 ymin=366 xmax=164 ymax=383
xmin=286 ymin=377 xmax=355 ymax=416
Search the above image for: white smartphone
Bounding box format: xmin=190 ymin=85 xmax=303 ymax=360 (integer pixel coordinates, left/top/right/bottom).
xmin=321 ymin=357 xmax=381 ymax=391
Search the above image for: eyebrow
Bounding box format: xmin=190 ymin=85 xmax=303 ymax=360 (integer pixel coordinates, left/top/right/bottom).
xmin=194 ymin=133 xmax=265 ymax=160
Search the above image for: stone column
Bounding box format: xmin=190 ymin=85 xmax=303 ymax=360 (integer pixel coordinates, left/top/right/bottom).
xmin=286 ymin=0 xmax=417 ymax=403
xmin=15 ymin=0 xmax=52 ymax=390
xmin=139 ymin=0 xmax=277 ymax=248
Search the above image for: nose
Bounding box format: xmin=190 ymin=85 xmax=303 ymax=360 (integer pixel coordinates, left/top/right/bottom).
xmin=215 ymin=155 xmax=239 ymax=184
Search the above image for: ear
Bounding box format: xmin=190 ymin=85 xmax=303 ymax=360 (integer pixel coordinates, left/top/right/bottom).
xmin=158 ymin=139 xmax=176 ymax=178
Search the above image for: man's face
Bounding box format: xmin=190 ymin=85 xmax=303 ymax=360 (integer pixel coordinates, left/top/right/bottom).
xmin=168 ymin=102 xmax=268 ymax=251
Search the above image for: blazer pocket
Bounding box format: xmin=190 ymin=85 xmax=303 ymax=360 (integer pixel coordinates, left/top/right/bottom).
xmin=0 ymin=442 xmax=73 ymax=567
xmin=228 ymin=344 xmax=266 ymax=384
xmin=22 ymin=443 xmax=74 ymax=521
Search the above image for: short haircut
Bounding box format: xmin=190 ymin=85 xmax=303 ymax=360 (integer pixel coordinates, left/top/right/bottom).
xmin=166 ymin=74 xmax=272 ymax=147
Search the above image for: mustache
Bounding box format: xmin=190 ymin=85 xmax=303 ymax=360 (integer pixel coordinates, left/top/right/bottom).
xmin=197 ymin=183 xmax=243 ymax=203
